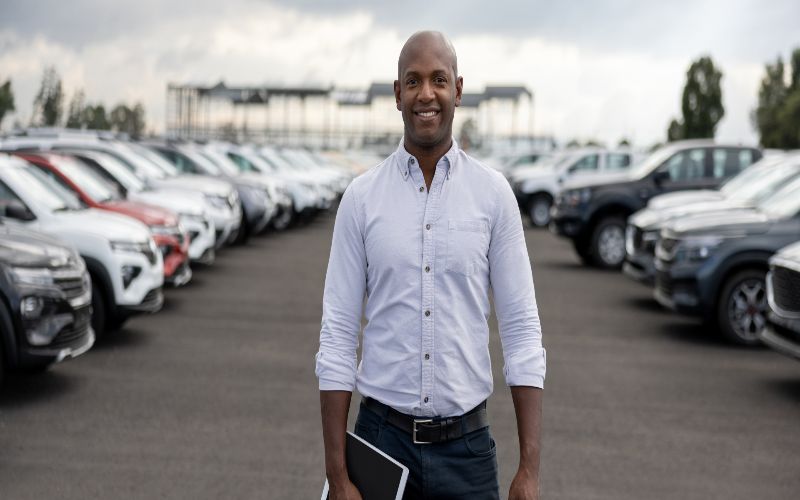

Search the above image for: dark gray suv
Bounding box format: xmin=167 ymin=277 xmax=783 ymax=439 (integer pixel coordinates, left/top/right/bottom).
xmin=654 ymin=177 xmax=800 ymax=345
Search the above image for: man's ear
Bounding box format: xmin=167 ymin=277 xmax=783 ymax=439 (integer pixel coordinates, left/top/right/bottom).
xmin=394 ymin=80 xmax=402 ymax=111
xmin=455 ymin=76 xmax=464 ymax=107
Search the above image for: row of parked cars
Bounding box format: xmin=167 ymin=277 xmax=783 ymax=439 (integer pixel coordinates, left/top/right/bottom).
xmin=0 ymin=129 xmax=366 ymax=383
xmin=502 ymin=139 xmax=800 ymax=361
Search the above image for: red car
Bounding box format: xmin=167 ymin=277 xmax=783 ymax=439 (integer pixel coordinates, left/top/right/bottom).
xmin=16 ymin=152 xmax=192 ymax=286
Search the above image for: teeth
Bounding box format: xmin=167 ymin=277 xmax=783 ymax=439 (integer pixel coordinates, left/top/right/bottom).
xmin=418 ymin=111 xmax=437 ymax=117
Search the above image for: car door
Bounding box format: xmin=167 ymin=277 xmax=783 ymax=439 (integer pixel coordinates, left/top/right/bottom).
xmin=651 ymin=147 xmax=712 ymax=193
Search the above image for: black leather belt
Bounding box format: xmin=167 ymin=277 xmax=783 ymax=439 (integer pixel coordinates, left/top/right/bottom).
xmin=362 ymin=397 xmax=489 ymax=445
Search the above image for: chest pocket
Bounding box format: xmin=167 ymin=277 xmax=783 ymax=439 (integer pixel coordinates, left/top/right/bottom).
xmin=446 ymin=219 xmax=489 ymax=276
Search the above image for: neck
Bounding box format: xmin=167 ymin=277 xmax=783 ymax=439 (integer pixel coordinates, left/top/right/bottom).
xmin=404 ymin=138 xmax=453 ymax=173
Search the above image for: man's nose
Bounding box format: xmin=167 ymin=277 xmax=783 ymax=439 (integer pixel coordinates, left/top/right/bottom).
xmin=418 ymin=81 xmax=435 ymax=101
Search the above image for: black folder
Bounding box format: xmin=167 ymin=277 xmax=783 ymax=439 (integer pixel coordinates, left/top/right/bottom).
xmin=321 ymin=431 xmax=409 ymax=500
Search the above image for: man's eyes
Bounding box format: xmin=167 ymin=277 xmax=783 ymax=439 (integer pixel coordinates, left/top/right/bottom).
xmin=406 ymin=77 xmax=447 ymax=86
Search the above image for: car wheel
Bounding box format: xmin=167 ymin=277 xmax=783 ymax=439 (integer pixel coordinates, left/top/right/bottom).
xmin=233 ymin=210 xmax=250 ymax=246
xmin=590 ymin=217 xmax=627 ymax=269
xmin=717 ymin=269 xmax=767 ymax=346
xmin=527 ymin=194 xmax=553 ymax=227
xmin=571 ymin=238 xmax=592 ymax=265
xmin=90 ymin=276 xmax=108 ymax=337
xmin=272 ymin=205 xmax=294 ymax=231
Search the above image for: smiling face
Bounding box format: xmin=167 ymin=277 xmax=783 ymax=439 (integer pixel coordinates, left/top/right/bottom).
xmin=394 ymin=32 xmax=463 ymax=153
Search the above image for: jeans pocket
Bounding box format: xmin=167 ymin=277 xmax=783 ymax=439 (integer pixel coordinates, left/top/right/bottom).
xmin=463 ymin=427 xmax=496 ymax=457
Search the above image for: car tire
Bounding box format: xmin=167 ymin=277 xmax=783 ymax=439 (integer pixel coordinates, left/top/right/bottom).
xmin=90 ymin=275 xmax=108 ymax=337
xmin=716 ymin=269 xmax=767 ymax=346
xmin=527 ymin=194 xmax=553 ymax=227
xmin=571 ymin=238 xmax=592 ymax=265
xmin=232 ymin=210 xmax=250 ymax=246
xmin=590 ymin=216 xmax=627 ymax=269
xmin=272 ymin=204 xmax=294 ymax=231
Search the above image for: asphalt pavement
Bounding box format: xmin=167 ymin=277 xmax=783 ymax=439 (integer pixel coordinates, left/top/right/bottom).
xmin=1 ymin=213 xmax=799 ymax=500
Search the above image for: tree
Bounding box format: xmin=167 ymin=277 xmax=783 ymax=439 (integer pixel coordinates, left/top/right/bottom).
xmin=66 ymin=90 xmax=86 ymax=128
xmin=82 ymin=104 xmax=111 ymax=130
xmin=110 ymin=103 xmax=146 ymax=139
xmin=666 ymin=56 xmax=724 ymax=141
xmin=0 ymin=79 xmax=14 ymax=128
xmin=618 ymin=138 xmax=630 ymax=147
xmin=565 ymin=139 xmax=580 ymax=148
xmin=752 ymin=50 xmax=800 ymax=149
xmin=33 ymin=66 xmax=64 ymax=126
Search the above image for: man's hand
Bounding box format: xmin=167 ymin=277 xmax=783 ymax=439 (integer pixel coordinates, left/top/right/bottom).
xmin=328 ymin=479 xmax=363 ymax=500
xmin=508 ymin=467 xmax=539 ymax=500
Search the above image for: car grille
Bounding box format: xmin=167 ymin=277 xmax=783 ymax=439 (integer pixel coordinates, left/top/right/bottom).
xmin=53 ymin=274 xmax=86 ymax=300
xmin=141 ymin=287 xmax=163 ymax=309
xmin=49 ymin=306 xmax=91 ymax=349
xmin=772 ymin=266 xmax=800 ymax=313
xmin=656 ymin=236 xmax=679 ymax=262
xmin=656 ymin=270 xmax=673 ymax=298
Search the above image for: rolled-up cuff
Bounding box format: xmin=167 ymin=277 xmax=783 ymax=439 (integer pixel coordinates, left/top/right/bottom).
xmin=503 ymin=347 xmax=546 ymax=388
xmin=315 ymin=350 xmax=357 ymax=391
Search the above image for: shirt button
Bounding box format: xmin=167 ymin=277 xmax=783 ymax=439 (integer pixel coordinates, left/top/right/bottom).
xmin=424 ymin=396 xmax=429 ymax=403
xmin=425 ymin=224 xmax=431 ymax=230
xmin=410 ymin=158 xmax=416 ymax=164
xmin=424 ymin=353 xmax=430 ymax=360
xmin=424 ymin=265 xmax=430 ymax=272
xmin=424 ymin=310 xmax=430 ymax=317
xmin=419 ymin=186 xmax=424 ymax=192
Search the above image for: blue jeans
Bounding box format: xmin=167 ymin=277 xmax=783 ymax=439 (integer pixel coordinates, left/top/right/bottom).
xmin=354 ymin=401 xmax=500 ymax=500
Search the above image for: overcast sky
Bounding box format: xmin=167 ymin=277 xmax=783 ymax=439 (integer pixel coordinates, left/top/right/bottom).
xmin=1 ymin=0 xmax=798 ymax=147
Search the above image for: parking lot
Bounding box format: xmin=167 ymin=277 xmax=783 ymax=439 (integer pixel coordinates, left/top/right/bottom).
xmin=1 ymin=213 xmax=799 ymax=500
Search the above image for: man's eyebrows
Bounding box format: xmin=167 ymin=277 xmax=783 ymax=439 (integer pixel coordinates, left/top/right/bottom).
xmin=402 ymin=68 xmax=450 ymax=78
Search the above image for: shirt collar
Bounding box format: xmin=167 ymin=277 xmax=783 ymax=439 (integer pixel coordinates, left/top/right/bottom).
xmin=395 ymin=138 xmax=460 ymax=181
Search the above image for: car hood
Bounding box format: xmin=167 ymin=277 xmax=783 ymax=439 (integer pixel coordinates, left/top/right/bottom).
xmin=0 ymin=223 xmax=78 ymax=268
xmin=773 ymin=240 xmax=800 ymax=263
xmin=632 ymin=199 xmax=751 ymax=230
xmin=130 ymin=189 xmax=207 ymax=216
xmin=666 ymin=209 xmax=771 ymax=238
xmin=153 ymin=175 xmax=233 ymax=197
xmin=647 ymin=190 xmax=723 ymax=210
xmin=100 ymin=200 xmax=178 ymax=227
xmin=45 ymin=208 xmax=151 ymax=243
xmin=561 ymin=172 xmax=634 ymax=190
xmin=510 ymin=164 xmax=556 ymax=182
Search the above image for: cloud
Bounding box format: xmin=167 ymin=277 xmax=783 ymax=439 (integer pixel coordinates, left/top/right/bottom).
xmin=1 ymin=1 xmax=797 ymax=146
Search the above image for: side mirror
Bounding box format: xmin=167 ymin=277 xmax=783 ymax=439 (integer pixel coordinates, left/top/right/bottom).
xmin=653 ymin=169 xmax=670 ymax=186
xmin=3 ymin=200 xmax=36 ymax=221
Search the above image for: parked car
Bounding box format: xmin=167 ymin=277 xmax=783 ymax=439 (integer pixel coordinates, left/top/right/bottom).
xmin=653 ymin=176 xmax=800 ymax=345
xmin=140 ymin=140 xmax=275 ymax=242
xmin=62 ymin=149 xmax=217 ymax=265
xmin=624 ymin=155 xmax=800 ymax=285
xmin=551 ymin=140 xmax=762 ymax=268
xmin=0 ymin=154 xmax=164 ymax=335
xmin=17 ymin=152 xmax=192 ymax=286
xmin=0 ymin=135 xmax=241 ymax=249
xmin=511 ymin=148 xmax=638 ymax=227
xmin=760 ymin=241 xmax=800 ymax=360
xmin=0 ymin=221 xmax=94 ymax=380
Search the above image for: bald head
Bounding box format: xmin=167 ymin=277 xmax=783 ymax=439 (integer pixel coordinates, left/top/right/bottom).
xmin=398 ymin=31 xmax=458 ymax=80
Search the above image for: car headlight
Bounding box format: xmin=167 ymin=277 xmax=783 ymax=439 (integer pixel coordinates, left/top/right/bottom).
xmin=10 ymin=267 xmax=54 ymax=287
xmin=204 ymin=194 xmax=229 ymax=209
xmin=110 ymin=240 xmax=158 ymax=265
xmin=563 ymin=188 xmax=592 ymax=207
xmin=675 ymin=236 xmax=726 ymax=262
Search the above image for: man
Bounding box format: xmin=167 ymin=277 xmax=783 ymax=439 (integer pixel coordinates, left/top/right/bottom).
xmin=317 ymin=31 xmax=545 ymax=500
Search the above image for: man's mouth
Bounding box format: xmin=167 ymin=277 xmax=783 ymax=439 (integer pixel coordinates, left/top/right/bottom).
xmin=415 ymin=110 xmax=439 ymax=118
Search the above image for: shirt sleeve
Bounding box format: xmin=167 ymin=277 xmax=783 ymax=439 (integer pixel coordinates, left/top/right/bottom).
xmin=488 ymin=176 xmax=546 ymax=388
xmin=315 ymin=183 xmax=367 ymax=391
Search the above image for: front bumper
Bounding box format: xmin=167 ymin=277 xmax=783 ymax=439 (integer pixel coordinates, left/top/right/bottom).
xmin=181 ymin=215 xmax=216 ymax=263
xmin=153 ymin=232 xmax=191 ymax=283
xmin=623 ymin=253 xmax=656 ymax=286
xmin=653 ymin=259 xmax=705 ymax=316
xmin=760 ymin=314 xmax=800 ymax=361
xmin=209 ymin=206 xmax=241 ymax=248
xmin=165 ymin=261 xmax=192 ymax=287
xmin=119 ymin=286 xmax=164 ymax=314
xmin=549 ymin=204 xmax=585 ymax=238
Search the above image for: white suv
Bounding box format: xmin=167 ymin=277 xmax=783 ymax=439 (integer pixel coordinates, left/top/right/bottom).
xmin=0 ymin=154 xmax=164 ymax=334
xmin=510 ymin=148 xmax=638 ymax=226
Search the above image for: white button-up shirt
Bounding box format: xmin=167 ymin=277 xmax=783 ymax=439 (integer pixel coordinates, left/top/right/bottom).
xmin=316 ymin=139 xmax=546 ymax=417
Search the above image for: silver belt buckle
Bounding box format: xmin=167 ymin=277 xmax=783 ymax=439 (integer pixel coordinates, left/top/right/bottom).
xmin=412 ymin=419 xmax=433 ymax=444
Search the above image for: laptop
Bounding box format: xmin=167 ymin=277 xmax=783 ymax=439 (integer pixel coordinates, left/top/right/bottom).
xmin=321 ymin=431 xmax=409 ymax=500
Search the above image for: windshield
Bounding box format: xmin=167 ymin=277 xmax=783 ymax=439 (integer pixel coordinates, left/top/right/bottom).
xmin=200 ymin=150 xmax=245 ymax=176
xmin=758 ymin=175 xmax=800 ymax=218
xmin=628 ymin=145 xmax=683 ymax=179
xmin=128 ymin=143 xmax=180 ymax=177
xmin=8 ymin=164 xmax=82 ymax=212
xmin=259 ymin=148 xmax=293 ymax=172
xmin=720 ymin=156 xmax=787 ymax=195
xmin=178 ymin=148 xmax=224 ymax=175
xmin=726 ymin=163 xmax=800 ymax=204
xmin=89 ymin=153 xmax=147 ymax=192
xmin=52 ymin=156 xmax=120 ymax=203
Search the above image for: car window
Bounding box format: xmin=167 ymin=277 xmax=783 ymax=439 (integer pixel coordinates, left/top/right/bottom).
xmin=568 ymin=154 xmax=599 ymax=173
xmin=606 ymin=153 xmax=631 ymax=171
xmin=0 ymin=179 xmax=28 ymax=216
xmin=712 ymin=148 xmax=747 ymax=178
xmin=661 ymin=148 xmax=707 ymax=181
